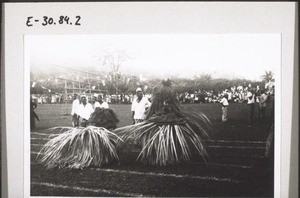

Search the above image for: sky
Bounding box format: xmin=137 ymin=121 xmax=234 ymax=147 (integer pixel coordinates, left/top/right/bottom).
xmin=28 ymin=34 xmax=280 ymax=81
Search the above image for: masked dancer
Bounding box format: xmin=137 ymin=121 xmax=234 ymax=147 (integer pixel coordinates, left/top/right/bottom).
xmin=115 ymin=79 xmax=212 ymax=166
xmin=37 ymin=98 xmax=120 ymax=169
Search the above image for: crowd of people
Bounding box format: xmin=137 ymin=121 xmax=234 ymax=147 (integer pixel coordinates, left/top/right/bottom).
xmin=71 ymin=94 xmax=110 ymax=127
xmin=31 ymin=94 xmax=65 ymax=104
xmin=30 ymin=93 xmax=151 ymax=105
xmin=30 ymin=83 xmax=274 ymax=130
xmin=177 ymin=84 xmax=273 ymax=104
xmin=69 ymin=84 xmax=274 ymax=128
xmin=175 ymin=83 xmax=275 ymax=126
xmin=218 ymin=86 xmax=274 ymax=126
xmin=69 ymin=88 xmax=152 ymax=127
xmin=31 ymin=83 xmax=273 ymax=106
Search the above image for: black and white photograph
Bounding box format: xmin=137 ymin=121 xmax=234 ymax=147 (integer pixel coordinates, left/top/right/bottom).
xmin=27 ymin=34 xmax=279 ymax=197
xmin=2 ymin=2 xmax=298 ymax=198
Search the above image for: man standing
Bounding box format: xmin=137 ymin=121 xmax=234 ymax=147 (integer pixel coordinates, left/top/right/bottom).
xmin=131 ymin=87 xmax=151 ymax=124
xmin=247 ymin=89 xmax=256 ymax=126
xmin=90 ymin=95 xmax=101 ymax=110
xmin=30 ymin=97 xmax=39 ymax=130
xmin=71 ymin=94 xmax=80 ymax=127
xmin=98 ymin=95 xmax=109 ymax=109
xmin=78 ymin=95 xmax=94 ymax=127
xmin=219 ymin=93 xmax=229 ymax=122
xmin=258 ymin=89 xmax=268 ymax=122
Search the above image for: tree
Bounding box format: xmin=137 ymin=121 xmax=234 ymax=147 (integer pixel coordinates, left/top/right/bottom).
xmin=261 ymin=71 xmax=274 ymax=83
xmin=261 ymin=70 xmax=275 ymax=91
xmin=97 ymin=50 xmax=132 ymax=95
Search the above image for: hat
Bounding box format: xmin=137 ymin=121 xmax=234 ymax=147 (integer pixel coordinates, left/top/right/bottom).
xmin=136 ymin=87 xmax=142 ymax=92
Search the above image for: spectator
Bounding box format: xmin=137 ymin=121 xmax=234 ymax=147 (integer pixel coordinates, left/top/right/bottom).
xmin=268 ymin=88 xmax=275 ymax=122
xmin=131 ymin=87 xmax=151 ymax=124
xmin=71 ymin=94 xmax=80 ymax=127
xmin=30 ymin=97 xmax=39 ymax=130
xmin=78 ymin=95 xmax=94 ymax=127
xmin=258 ymin=89 xmax=268 ymax=122
xmin=219 ymin=94 xmax=229 ymax=122
xmin=91 ymin=95 xmax=101 ymax=110
xmin=98 ymin=95 xmax=109 ymax=109
xmin=247 ymin=89 xmax=256 ymax=126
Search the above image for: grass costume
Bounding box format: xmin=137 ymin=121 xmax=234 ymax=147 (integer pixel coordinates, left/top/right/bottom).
xmin=115 ymin=79 xmax=212 ymax=166
xmin=37 ymin=108 xmax=121 ymax=169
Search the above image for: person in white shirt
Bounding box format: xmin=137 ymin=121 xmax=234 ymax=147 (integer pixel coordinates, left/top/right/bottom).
xmin=219 ymin=94 xmax=229 ymax=122
xmin=71 ymin=94 xmax=80 ymax=127
xmin=78 ymin=95 xmax=94 ymax=127
xmin=98 ymin=95 xmax=109 ymax=109
xmin=131 ymin=87 xmax=151 ymax=124
xmin=90 ymin=96 xmax=101 ymax=110
xmin=247 ymin=89 xmax=256 ymax=125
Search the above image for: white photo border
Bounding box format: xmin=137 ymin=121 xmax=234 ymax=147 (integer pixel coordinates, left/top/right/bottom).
xmin=2 ymin=2 xmax=298 ymax=198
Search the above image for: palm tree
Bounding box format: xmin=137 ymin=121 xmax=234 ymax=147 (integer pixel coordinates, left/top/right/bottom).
xmin=261 ymin=71 xmax=275 ymax=91
xmin=261 ymin=71 xmax=274 ymax=83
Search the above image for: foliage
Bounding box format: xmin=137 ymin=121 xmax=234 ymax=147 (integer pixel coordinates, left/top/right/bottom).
xmin=261 ymin=71 xmax=274 ymax=83
xmin=37 ymin=126 xmax=122 ymax=169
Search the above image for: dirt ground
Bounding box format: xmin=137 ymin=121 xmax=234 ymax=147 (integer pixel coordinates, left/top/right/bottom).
xmin=30 ymin=103 xmax=274 ymax=197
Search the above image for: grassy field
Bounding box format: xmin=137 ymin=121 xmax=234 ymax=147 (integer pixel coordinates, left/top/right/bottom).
xmin=31 ymin=103 xmax=274 ymax=197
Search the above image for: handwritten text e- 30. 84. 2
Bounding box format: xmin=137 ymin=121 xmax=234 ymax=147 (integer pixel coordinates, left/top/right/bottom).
xmin=26 ymin=16 xmax=81 ymax=27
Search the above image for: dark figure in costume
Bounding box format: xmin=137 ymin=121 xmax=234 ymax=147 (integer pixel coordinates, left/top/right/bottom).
xmin=37 ymin=106 xmax=120 ymax=169
xmin=30 ymin=97 xmax=39 ymax=130
xmin=89 ymin=107 xmax=119 ymax=129
xmin=115 ymin=79 xmax=212 ymax=166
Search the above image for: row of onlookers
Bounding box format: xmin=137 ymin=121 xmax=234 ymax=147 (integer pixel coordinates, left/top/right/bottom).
xmin=31 ymin=83 xmax=275 ymax=105
xmin=177 ymin=84 xmax=275 ymax=104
